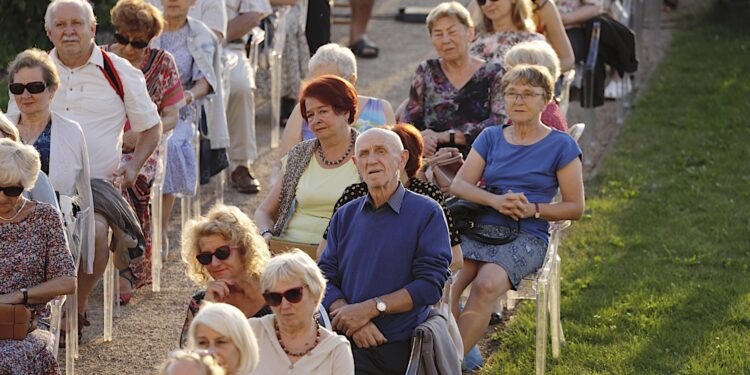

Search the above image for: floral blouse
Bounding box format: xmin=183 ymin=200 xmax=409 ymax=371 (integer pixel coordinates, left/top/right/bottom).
xmin=402 ymin=59 xmax=506 ymax=154
xmin=469 ymin=31 xmax=546 ymax=70
xmin=323 ymin=177 xmax=462 ymax=247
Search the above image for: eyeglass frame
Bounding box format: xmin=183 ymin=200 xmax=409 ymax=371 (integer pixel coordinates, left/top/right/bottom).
xmin=114 ymin=32 xmax=150 ymax=49
xmin=195 ymin=245 xmax=234 ymax=266
xmin=0 ymin=186 xmax=25 ymax=197
xmin=9 ymin=81 xmax=48 ymax=95
xmin=503 ymin=91 xmax=546 ymax=103
xmin=262 ymin=285 xmax=308 ymax=307
xmin=477 ymin=0 xmax=501 ymax=6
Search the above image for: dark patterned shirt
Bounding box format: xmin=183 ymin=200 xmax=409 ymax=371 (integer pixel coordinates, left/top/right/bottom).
xmin=323 ymin=176 xmax=461 ymax=246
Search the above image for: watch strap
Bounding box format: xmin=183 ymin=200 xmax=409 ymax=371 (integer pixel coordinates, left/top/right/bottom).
xmin=21 ymin=288 xmax=29 ymax=305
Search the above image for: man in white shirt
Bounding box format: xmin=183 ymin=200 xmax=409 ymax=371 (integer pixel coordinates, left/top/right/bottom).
xmin=223 ymin=0 xmax=271 ymax=194
xmin=8 ymin=0 xmax=162 ymax=320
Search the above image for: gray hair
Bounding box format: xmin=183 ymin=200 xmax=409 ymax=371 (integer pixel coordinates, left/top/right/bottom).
xmin=501 ymin=64 xmax=555 ymax=103
xmin=159 ymin=349 xmax=225 ymax=375
xmin=308 ymin=43 xmax=357 ymax=80
xmin=356 ymin=128 xmax=405 ymax=154
xmin=0 ymin=138 xmax=41 ymax=190
xmin=187 ymin=303 xmax=259 ymax=375
xmin=7 ymin=48 xmax=61 ymax=90
xmin=45 ymin=0 xmax=98 ymax=31
xmin=426 ymin=2 xmax=474 ymax=34
xmin=0 ymin=113 xmax=20 ymax=141
xmin=260 ymin=250 xmax=327 ymax=306
xmin=504 ymin=40 xmax=561 ymax=80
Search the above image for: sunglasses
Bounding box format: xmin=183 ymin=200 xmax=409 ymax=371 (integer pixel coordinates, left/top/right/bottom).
xmin=114 ymin=33 xmax=149 ymax=49
xmin=9 ymin=82 xmax=48 ymax=95
xmin=477 ymin=0 xmax=500 ymax=5
xmin=0 ymin=186 xmax=24 ymax=197
xmin=195 ymin=245 xmax=232 ymax=265
xmin=262 ymin=285 xmax=308 ymax=307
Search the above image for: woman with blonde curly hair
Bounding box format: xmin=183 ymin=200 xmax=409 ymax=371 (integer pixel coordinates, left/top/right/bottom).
xmin=179 ymin=204 xmax=272 ymax=347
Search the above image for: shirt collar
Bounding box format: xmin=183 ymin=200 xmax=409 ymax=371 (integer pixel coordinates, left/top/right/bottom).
xmin=362 ymin=182 xmax=406 ymax=214
xmin=50 ymin=44 xmax=103 ymax=70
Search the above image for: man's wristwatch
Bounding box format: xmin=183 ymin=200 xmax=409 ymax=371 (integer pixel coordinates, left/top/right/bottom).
xmin=374 ymin=297 xmax=387 ymax=317
xmin=20 ymin=288 xmax=28 ymax=305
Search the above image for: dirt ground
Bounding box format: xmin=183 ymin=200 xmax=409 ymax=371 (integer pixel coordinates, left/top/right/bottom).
xmin=67 ymin=1 xmax=699 ymax=373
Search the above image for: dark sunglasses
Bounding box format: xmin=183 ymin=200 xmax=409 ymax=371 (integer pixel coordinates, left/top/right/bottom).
xmin=0 ymin=186 xmax=24 ymax=197
xmin=114 ymin=33 xmax=149 ymax=49
xmin=477 ymin=0 xmax=500 ymax=5
xmin=262 ymin=285 xmax=308 ymax=307
xmin=9 ymin=82 xmax=48 ymax=95
xmin=195 ymin=245 xmax=232 ymax=265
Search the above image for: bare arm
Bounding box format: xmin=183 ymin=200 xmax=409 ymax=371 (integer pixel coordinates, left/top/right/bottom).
xmin=521 ymin=157 xmax=585 ymax=221
xmin=538 ymin=0 xmax=575 ymax=72
xmin=160 ymin=102 xmax=181 ymax=132
xmin=560 ymin=4 xmax=602 ymax=27
xmin=226 ymin=12 xmax=265 ymax=42
xmin=254 ymin=175 xmax=283 ymax=242
xmin=186 ymin=78 xmax=212 ymax=105
xmin=330 ymin=288 xmax=415 ymax=336
xmin=279 ymin=103 xmax=304 ymax=155
xmin=116 ymin=121 xmax=162 ymax=187
xmin=0 ymin=276 xmax=76 ymax=305
xmin=381 ymin=99 xmax=396 ymax=125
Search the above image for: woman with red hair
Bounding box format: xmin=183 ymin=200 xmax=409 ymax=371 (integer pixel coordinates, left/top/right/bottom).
xmin=255 ymin=76 xmax=361 ymax=257
xmin=317 ymin=123 xmax=463 ymax=272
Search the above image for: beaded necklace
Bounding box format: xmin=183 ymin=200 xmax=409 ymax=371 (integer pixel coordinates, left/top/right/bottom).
xmin=274 ymin=318 xmax=321 ymax=357
xmin=317 ymin=130 xmax=356 ymax=166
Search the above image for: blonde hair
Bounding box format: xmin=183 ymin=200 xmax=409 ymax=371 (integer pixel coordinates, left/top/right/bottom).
xmin=426 ymin=2 xmax=474 ymax=34
xmin=181 ymin=204 xmax=271 ymax=286
xmin=45 ymin=0 xmax=97 ymax=31
xmin=504 ymin=40 xmax=561 ymax=79
xmin=0 ymin=138 xmax=41 ymax=190
xmin=501 ymin=64 xmax=555 ymax=103
xmin=308 ymin=43 xmax=357 ymax=80
xmin=0 ymin=113 xmax=20 ymax=141
xmin=260 ymin=249 xmax=327 ymax=306
xmin=159 ymin=349 xmax=225 ymax=375
xmin=7 ymin=48 xmax=61 ymax=90
xmin=472 ymin=0 xmax=535 ymax=34
xmin=187 ymin=303 xmax=259 ymax=375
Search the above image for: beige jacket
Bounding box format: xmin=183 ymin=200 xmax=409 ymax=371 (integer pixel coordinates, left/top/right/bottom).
xmin=248 ymin=314 xmax=354 ymax=375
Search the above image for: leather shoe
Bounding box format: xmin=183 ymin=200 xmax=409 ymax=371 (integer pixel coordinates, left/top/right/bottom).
xmin=230 ymin=166 xmax=261 ymax=194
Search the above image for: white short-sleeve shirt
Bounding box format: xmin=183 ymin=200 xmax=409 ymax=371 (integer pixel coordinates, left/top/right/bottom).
xmin=225 ymin=0 xmax=273 ymax=42
xmin=148 ymin=0 xmax=228 ymax=38
xmin=7 ymin=47 xmax=160 ymax=179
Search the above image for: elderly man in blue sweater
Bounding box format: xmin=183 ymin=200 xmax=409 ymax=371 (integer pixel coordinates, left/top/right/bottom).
xmin=319 ymin=128 xmax=452 ymax=374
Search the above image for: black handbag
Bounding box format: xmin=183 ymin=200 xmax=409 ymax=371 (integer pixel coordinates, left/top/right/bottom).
xmin=446 ymin=196 xmax=520 ymax=245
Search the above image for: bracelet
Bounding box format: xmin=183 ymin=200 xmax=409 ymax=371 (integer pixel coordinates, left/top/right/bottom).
xmin=260 ymin=229 xmax=273 ymax=237
xmin=184 ymin=90 xmax=194 ymax=104
xmin=534 ymin=203 xmax=541 ymax=219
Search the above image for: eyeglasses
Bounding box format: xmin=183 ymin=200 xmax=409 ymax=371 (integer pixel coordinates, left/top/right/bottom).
xmin=477 ymin=0 xmax=501 ymax=6
xmin=195 ymin=245 xmax=232 ymax=265
xmin=114 ymin=33 xmax=149 ymax=49
xmin=0 ymin=186 xmax=24 ymax=197
xmin=504 ymin=92 xmax=545 ymax=103
xmin=262 ymin=285 xmax=308 ymax=307
xmin=9 ymin=82 xmax=48 ymax=95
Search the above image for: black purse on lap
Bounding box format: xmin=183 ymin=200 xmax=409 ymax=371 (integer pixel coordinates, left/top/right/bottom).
xmin=446 ymin=196 xmax=520 ymax=245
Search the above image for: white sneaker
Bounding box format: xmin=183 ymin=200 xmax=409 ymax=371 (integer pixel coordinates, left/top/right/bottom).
xmin=604 ymin=78 xmax=632 ymax=100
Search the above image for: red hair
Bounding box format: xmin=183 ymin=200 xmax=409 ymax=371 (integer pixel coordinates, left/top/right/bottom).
xmin=388 ymin=123 xmax=424 ymax=178
xmin=299 ymin=75 xmax=358 ymax=124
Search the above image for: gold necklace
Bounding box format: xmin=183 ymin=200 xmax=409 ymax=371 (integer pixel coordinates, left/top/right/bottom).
xmin=0 ymin=198 xmax=28 ymax=221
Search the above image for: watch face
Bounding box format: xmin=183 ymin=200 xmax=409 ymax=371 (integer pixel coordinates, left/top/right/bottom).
xmin=377 ymin=302 xmax=386 ymax=312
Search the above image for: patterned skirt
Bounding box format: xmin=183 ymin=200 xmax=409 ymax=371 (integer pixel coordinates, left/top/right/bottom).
xmin=0 ymin=329 xmax=59 ymax=375
xmin=461 ymin=224 xmax=547 ymax=289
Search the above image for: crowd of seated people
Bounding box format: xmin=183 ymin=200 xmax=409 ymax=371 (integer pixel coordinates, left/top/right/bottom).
xmin=0 ymin=0 xmax=604 ymax=373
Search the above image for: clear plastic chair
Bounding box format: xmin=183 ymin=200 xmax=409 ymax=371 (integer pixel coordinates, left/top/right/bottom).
xmin=180 ymin=113 xmax=202 ymax=234
xmin=249 ymin=27 xmax=265 ymax=72
xmin=151 ymin=131 xmax=173 ymax=292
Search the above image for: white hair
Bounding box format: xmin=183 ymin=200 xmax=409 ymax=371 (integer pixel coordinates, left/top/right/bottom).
xmin=504 ymin=40 xmax=561 ymax=80
xmin=308 ymin=43 xmax=357 ymax=80
xmin=187 ymin=303 xmax=259 ymax=375
xmin=0 ymin=112 xmax=20 ymax=141
xmin=0 ymin=138 xmax=41 ymax=190
xmin=356 ymin=128 xmax=404 ymax=154
xmin=45 ymin=0 xmax=97 ymax=31
xmin=260 ymin=249 xmax=326 ymax=306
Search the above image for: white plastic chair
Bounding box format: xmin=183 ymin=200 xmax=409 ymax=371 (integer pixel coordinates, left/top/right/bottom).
xmin=249 ymin=27 xmax=265 ymax=73
xmin=151 ymin=131 xmax=172 ymax=292
xmin=568 ymin=123 xmax=586 ymax=143
xmin=269 ymin=6 xmax=291 ymax=149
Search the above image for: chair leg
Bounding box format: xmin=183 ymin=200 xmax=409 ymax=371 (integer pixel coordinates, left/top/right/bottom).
xmin=536 ymin=281 xmax=549 ymax=375
xmin=103 ymin=255 xmax=114 ymax=342
xmin=551 ymin=256 xmax=562 ymax=358
xmin=151 ymin=184 xmax=163 ymax=292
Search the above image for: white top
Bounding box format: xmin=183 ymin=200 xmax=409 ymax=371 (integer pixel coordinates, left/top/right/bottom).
xmin=248 ymin=315 xmax=355 ymax=375
xmin=226 ymin=0 xmax=273 ymax=43
xmin=7 ymin=47 xmax=160 ymax=179
xmin=148 ymin=0 xmax=228 ymax=38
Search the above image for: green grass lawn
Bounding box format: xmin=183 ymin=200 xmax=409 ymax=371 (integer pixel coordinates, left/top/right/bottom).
xmin=483 ymin=4 xmax=750 ymax=374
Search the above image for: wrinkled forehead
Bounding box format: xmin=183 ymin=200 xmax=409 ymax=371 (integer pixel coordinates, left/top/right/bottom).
xmin=51 ymin=2 xmax=89 ymax=24
xmin=355 ymin=131 xmax=401 ymax=154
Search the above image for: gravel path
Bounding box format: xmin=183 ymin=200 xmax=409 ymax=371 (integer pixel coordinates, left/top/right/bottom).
xmin=66 ymin=1 xmax=697 ymax=373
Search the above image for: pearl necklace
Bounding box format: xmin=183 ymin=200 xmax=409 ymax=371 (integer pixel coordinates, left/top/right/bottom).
xmin=317 ymin=131 xmax=356 ymax=166
xmin=274 ymin=318 xmax=321 ymax=357
xmin=0 ymin=197 xmax=28 ymax=222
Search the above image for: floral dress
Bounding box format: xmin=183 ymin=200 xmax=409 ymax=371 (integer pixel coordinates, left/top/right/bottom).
xmin=0 ymin=202 xmax=76 ymax=375
xmin=469 ymin=31 xmax=546 ymax=71
xmin=104 ymin=46 xmax=185 ymax=287
xmin=401 ymin=59 xmax=506 ymax=155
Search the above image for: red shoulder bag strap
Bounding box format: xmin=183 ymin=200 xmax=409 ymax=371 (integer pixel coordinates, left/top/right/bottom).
xmin=98 ymin=48 xmax=125 ymax=102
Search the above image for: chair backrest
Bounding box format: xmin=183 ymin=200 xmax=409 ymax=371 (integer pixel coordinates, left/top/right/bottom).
xmin=568 ymin=123 xmax=586 ymax=143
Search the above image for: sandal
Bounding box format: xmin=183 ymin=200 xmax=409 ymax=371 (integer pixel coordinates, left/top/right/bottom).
xmin=349 ymin=37 xmax=379 ymax=59
xmin=118 ymin=268 xmax=137 ymax=305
